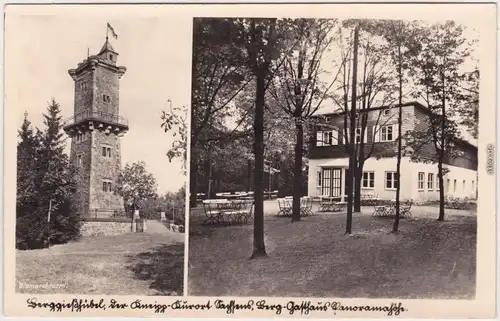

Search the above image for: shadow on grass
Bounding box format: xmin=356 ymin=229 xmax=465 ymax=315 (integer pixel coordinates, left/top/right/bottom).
xmin=126 ymin=242 xmax=184 ymax=296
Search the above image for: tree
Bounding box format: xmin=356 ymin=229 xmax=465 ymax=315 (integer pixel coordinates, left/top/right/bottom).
xmin=115 ymin=161 xmax=158 ymax=214
xmin=189 ymin=18 xmax=250 ymax=207
xmin=16 ymin=112 xmax=42 ymax=249
xmin=161 ymin=100 xmax=188 ymax=174
xmin=457 ymin=68 xmax=479 ymax=139
xmin=269 ymin=18 xmax=338 ymax=222
xmin=315 ymin=21 xmax=398 ymax=233
xmin=406 ymin=21 xmax=474 ymax=221
xmin=235 ymin=18 xmax=292 ymax=258
xmin=16 ymin=100 xmax=82 ymax=250
xmin=37 ymin=99 xmax=82 ymax=245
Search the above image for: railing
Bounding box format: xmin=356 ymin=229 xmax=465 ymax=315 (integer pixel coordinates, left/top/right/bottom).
xmin=85 ymin=208 xmax=130 ymax=219
xmin=63 ymin=110 xmax=128 ymax=128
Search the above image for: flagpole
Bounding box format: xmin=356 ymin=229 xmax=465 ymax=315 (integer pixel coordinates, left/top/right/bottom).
xmin=106 ymin=23 xmax=109 ymax=40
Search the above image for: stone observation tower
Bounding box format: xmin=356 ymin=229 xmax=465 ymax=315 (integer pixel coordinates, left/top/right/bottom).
xmin=63 ymin=36 xmax=128 ymax=218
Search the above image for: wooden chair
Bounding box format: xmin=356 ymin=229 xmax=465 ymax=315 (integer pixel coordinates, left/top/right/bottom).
xmin=300 ymin=197 xmax=314 ymax=216
xmin=277 ymin=198 xmax=292 ymax=216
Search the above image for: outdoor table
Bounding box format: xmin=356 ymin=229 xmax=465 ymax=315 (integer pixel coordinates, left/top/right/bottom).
xmin=372 ymin=199 xmax=413 ymax=218
xmin=214 ymin=199 xmax=253 ymax=224
xmin=319 ymin=196 xmax=342 ymax=212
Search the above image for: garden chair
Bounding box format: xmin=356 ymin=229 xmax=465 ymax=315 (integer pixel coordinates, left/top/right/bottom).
xmin=447 ymin=196 xmax=461 ymax=209
xmin=239 ymin=200 xmax=254 ymax=223
xmin=373 ymin=204 xmax=389 ymax=217
xmin=277 ymin=198 xmax=292 ymax=216
xmin=300 ymin=197 xmax=314 ymax=216
xmin=400 ymin=199 xmax=413 ymax=218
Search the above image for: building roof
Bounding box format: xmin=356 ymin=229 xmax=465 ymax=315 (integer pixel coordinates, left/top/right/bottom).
xmin=98 ymin=37 xmax=117 ymax=55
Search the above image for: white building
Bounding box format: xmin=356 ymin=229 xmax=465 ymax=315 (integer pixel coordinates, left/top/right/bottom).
xmin=307 ymin=102 xmax=478 ymax=201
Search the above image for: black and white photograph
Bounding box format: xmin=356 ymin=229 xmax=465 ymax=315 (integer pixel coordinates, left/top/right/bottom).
xmin=188 ymin=17 xmax=482 ymax=298
xmin=7 ymin=8 xmax=188 ymax=296
xmin=3 ymin=3 xmax=496 ymax=319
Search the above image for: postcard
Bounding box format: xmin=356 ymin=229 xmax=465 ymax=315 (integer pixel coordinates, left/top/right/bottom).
xmin=4 ymin=2 xmax=496 ymax=319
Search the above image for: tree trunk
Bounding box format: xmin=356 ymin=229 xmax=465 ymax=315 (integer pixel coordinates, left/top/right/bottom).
xmin=251 ymin=74 xmax=267 ymax=259
xmin=393 ymin=43 xmax=403 ymax=233
xmin=346 ymin=25 xmax=359 ymax=235
xmin=291 ymin=121 xmax=303 ymax=222
xmin=189 ymin=158 xmax=198 ymax=208
xmin=247 ymin=159 xmax=252 ymax=192
xmin=353 ymin=163 xmax=362 ymax=212
xmin=438 ymin=161 xmax=445 ymax=221
xmin=437 ymin=72 xmax=447 ymax=221
xmin=207 ymin=146 xmax=213 ymax=198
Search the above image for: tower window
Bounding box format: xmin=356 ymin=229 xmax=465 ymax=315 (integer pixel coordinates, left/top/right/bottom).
xmin=103 ymin=94 xmax=111 ymax=103
xmin=102 ymin=146 xmax=112 ymax=158
xmin=102 ymin=180 xmax=113 ymax=192
xmin=80 ymin=81 xmax=88 ymax=90
xmin=76 ymin=132 xmax=86 ymax=143
xmin=109 ymin=54 xmax=113 ymax=60
xmin=76 ymin=154 xmax=83 ymax=167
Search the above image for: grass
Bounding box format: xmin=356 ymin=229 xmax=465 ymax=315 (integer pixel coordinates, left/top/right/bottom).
xmin=16 ymin=227 xmax=185 ymax=295
xmin=188 ymin=202 xmax=476 ymax=298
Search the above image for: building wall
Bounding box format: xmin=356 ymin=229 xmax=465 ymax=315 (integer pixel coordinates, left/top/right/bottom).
xmin=310 ymin=105 xmax=415 ymax=159
xmin=308 ymin=157 xmax=478 ymax=201
xmin=308 ymin=103 xmax=478 ymax=202
xmin=94 ymin=66 xmax=120 ymax=115
xmin=88 ymin=129 xmax=124 ymax=212
xmin=308 ymin=157 xmax=415 ymax=200
xmin=412 ymin=106 xmax=478 ymax=171
xmin=69 ymin=59 xmax=126 ymax=217
xmin=73 ymin=70 xmax=93 ymax=115
xmin=70 ymin=133 xmax=91 ymax=215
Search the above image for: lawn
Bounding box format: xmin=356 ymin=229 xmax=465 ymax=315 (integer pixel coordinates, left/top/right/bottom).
xmin=188 ymin=202 xmax=476 ymax=298
xmin=16 ymin=226 xmax=185 ymax=295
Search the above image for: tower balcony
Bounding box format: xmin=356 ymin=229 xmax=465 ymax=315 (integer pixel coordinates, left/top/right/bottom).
xmin=63 ymin=110 xmax=129 ymax=135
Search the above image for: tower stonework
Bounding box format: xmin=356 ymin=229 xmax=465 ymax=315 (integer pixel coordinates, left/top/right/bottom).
xmin=64 ymin=38 xmax=128 ymax=218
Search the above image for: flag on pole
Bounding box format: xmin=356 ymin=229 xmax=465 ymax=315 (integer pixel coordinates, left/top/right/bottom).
xmin=107 ymin=23 xmax=118 ymax=39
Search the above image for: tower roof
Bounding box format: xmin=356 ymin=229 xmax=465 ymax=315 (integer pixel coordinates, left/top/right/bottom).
xmin=98 ymin=37 xmax=117 ymax=55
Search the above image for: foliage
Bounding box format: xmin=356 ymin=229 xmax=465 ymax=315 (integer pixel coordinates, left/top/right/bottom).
xmin=161 ymin=100 xmax=188 ymax=174
xmin=16 ymin=100 xmax=82 ymax=250
xmin=115 ymin=161 xmax=158 ymax=213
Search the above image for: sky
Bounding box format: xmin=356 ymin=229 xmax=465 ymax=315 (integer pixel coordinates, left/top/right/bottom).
xmin=6 ymin=7 xmax=192 ymax=194
xmin=225 ymin=18 xmax=480 ymax=145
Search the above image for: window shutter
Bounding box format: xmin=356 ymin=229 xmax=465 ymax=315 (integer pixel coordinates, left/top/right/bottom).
xmin=394 ymin=124 xmax=400 ymax=141
xmin=373 ymin=125 xmax=380 ymax=142
xmin=316 ymin=131 xmax=322 ymax=146
xmin=332 ymin=129 xmax=339 ymax=145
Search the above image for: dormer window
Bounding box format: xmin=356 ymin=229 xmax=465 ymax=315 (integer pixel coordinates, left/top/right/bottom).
xmin=109 ymin=54 xmax=113 ymax=61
